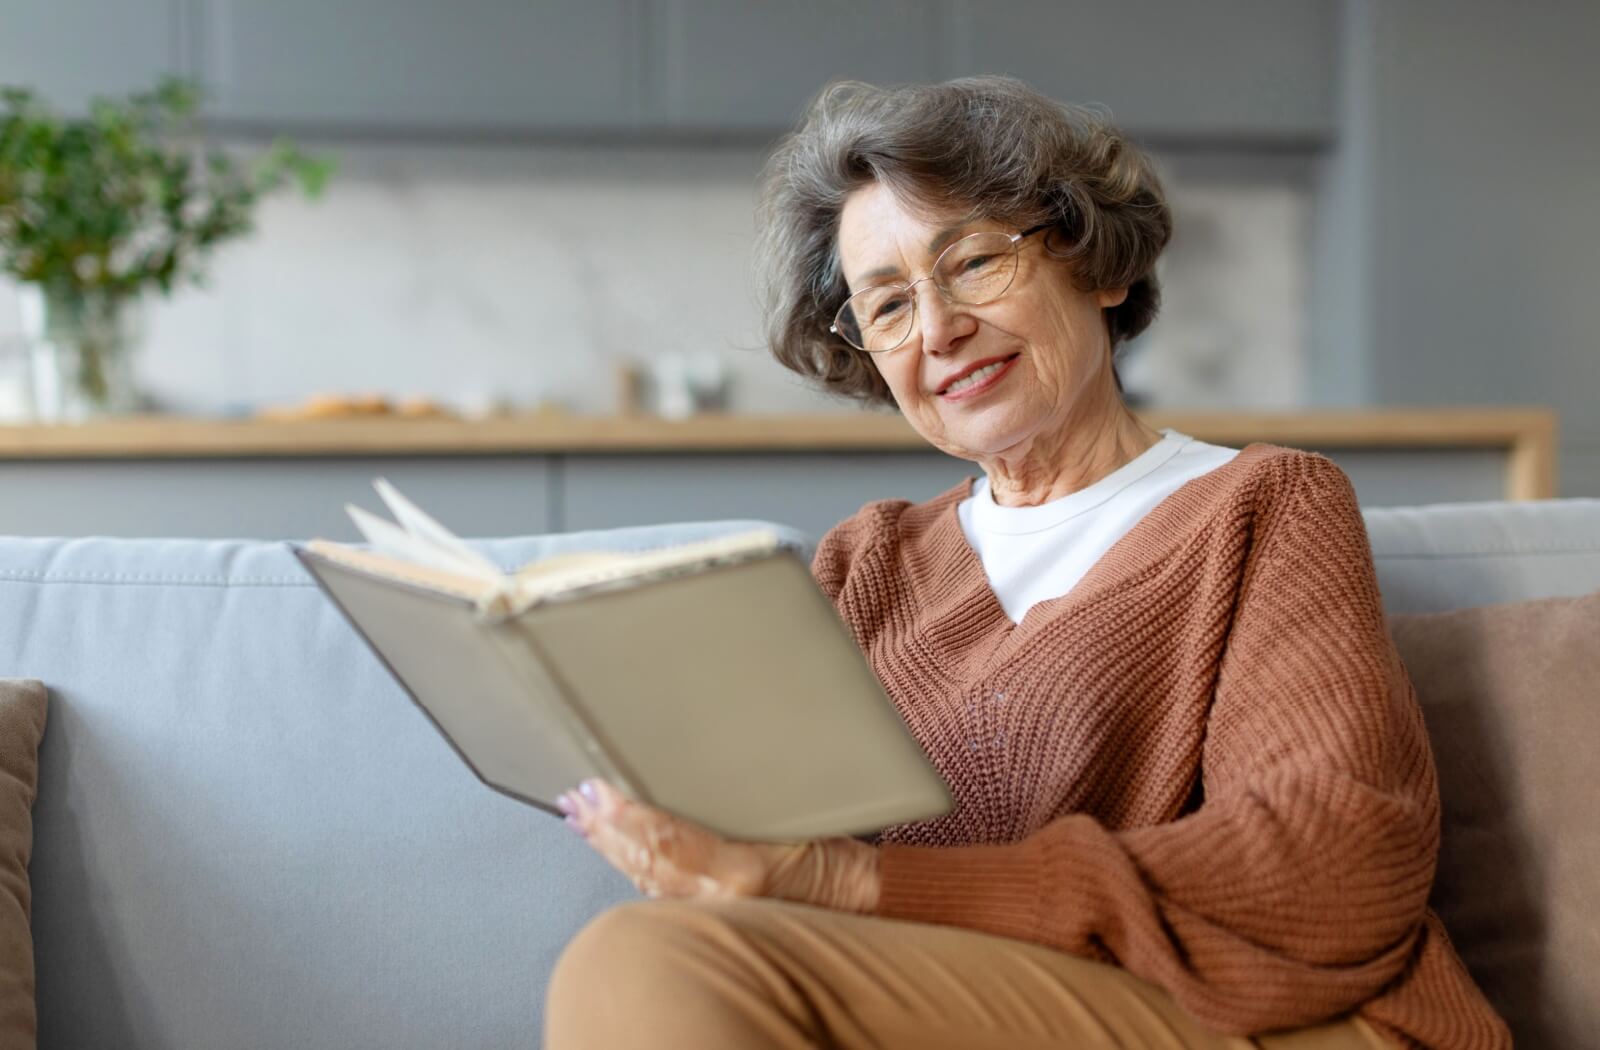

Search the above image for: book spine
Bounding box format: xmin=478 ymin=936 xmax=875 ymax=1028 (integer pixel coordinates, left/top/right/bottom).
xmin=483 ymin=624 xmax=647 ymax=801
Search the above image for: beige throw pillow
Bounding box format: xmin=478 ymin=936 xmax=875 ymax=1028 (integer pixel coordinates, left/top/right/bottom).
xmin=1389 ymin=592 xmax=1599 ymax=1047
xmin=0 ymin=679 xmax=46 ymax=1050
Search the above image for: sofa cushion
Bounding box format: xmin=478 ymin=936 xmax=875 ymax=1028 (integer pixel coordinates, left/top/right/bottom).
xmin=1365 ymin=498 xmax=1600 ymax=613
xmin=0 ymin=679 xmax=47 ymax=1050
xmin=1390 ymin=591 xmax=1600 ymax=1046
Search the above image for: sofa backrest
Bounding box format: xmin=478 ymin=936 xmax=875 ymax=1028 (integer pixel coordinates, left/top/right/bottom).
xmin=1363 ymin=497 xmax=1600 ymax=612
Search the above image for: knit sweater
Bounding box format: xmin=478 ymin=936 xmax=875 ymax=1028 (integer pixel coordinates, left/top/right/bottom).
xmin=811 ymin=445 xmax=1509 ymax=1049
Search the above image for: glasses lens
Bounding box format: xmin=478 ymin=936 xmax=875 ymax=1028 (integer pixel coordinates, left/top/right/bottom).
xmin=835 ymin=284 xmax=915 ymax=353
xmin=935 ymin=232 xmax=1019 ymax=305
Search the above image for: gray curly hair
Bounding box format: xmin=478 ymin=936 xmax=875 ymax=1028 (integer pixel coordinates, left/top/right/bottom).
xmin=755 ymin=76 xmax=1172 ymax=407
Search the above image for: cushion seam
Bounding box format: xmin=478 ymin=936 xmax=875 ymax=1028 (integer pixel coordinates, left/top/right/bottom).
xmin=1373 ymin=546 xmax=1600 ymax=560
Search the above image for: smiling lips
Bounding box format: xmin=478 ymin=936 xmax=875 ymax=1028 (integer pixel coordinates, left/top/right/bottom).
xmin=937 ymin=354 xmax=1020 ymax=399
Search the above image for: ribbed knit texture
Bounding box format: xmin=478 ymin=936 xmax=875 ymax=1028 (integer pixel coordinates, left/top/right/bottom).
xmin=812 ymin=445 xmax=1509 ymax=1050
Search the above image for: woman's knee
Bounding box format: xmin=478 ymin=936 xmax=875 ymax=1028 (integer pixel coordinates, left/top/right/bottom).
xmin=551 ymin=901 xmax=676 ymax=999
xmin=553 ymin=898 xmax=780 ymax=979
xmin=548 ymin=901 xmax=739 ymax=1021
xmin=546 ymin=899 xmax=810 ymax=1048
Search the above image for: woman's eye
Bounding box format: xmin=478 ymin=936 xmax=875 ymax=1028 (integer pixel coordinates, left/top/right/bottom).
xmin=959 ymin=254 xmax=998 ymax=274
xmin=871 ymin=297 xmax=909 ymax=323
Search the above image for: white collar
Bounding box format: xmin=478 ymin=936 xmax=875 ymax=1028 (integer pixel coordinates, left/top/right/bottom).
xmin=969 ymin=430 xmax=1193 ymax=536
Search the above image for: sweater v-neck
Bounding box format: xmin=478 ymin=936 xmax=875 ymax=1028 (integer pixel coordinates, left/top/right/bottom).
xmin=902 ymin=443 xmax=1284 ymax=679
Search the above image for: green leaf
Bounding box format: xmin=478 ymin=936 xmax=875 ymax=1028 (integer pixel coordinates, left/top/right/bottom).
xmin=0 ymin=76 xmax=333 ymax=296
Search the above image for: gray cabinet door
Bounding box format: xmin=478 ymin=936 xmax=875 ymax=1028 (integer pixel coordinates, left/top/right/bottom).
xmin=0 ymin=457 xmax=556 ymax=540
xmin=1 ymin=0 xmax=1336 ymax=139
xmin=945 ymin=0 xmax=1337 ymax=141
xmin=560 ymin=452 xmax=975 ymax=538
xmin=196 ymin=0 xmax=641 ymax=132
xmin=0 ymin=0 xmax=180 ymax=113
xmin=650 ymin=0 xmax=939 ymax=131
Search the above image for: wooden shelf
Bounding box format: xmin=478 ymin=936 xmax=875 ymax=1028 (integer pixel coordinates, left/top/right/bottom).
xmin=0 ymin=407 xmax=1559 ymax=498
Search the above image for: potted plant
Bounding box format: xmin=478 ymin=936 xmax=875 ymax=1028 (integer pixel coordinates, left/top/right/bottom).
xmin=0 ymin=77 xmax=331 ymax=417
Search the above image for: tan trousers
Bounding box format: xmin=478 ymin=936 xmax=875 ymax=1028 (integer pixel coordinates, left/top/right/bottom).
xmin=545 ymin=898 xmax=1395 ymax=1050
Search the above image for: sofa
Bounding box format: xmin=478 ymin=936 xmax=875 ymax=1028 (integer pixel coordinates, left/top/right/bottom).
xmin=3 ymin=499 xmax=1597 ymax=1048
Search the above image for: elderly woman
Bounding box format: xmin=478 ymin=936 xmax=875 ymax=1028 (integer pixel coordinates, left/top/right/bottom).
xmin=545 ymin=78 xmax=1508 ymax=1049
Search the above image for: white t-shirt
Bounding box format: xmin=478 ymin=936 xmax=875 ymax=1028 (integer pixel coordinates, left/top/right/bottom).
xmin=957 ymin=429 xmax=1240 ymax=623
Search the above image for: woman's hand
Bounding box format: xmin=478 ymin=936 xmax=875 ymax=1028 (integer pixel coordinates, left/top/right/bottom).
xmin=557 ymin=779 xmax=880 ymax=913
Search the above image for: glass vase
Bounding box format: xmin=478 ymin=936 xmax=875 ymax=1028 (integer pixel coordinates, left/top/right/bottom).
xmin=17 ymin=285 xmax=145 ymax=420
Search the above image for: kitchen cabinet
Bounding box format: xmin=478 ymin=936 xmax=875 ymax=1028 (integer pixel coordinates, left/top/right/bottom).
xmin=654 ymin=0 xmax=1336 ymax=141
xmin=191 ymin=0 xmax=642 ymax=132
xmin=649 ymin=0 xmax=939 ymax=131
xmin=0 ymin=457 xmax=557 ymax=540
xmin=944 ymin=0 xmax=1338 ymax=142
xmin=0 ymin=409 xmax=1554 ymax=540
xmin=0 ymin=446 xmax=1519 ymax=541
xmin=2 ymin=1 xmax=1338 ymax=142
xmin=0 ymin=0 xmax=182 ymax=114
xmin=560 ymin=452 xmax=973 ymax=535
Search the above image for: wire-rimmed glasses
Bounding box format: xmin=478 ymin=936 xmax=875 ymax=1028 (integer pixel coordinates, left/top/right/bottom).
xmin=829 ymin=223 xmax=1052 ymax=353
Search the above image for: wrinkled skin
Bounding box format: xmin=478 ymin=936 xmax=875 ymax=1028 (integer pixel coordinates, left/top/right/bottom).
xmin=559 ymin=779 xmax=880 ymax=912
xmin=836 ymin=182 xmax=1157 ymax=507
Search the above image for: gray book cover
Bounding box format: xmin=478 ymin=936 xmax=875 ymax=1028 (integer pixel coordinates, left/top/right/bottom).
xmin=294 ymin=544 xmax=952 ymax=841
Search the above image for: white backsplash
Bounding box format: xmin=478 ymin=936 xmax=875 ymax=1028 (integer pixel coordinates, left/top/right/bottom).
xmin=0 ymin=142 xmax=1309 ymax=416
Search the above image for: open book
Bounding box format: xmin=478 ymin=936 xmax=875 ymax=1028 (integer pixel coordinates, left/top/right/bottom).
xmin=292 ymin=480 xmax=952 ymax=841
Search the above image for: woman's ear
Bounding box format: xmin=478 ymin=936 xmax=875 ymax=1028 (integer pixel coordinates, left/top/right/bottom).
xmin=1095 ymin=287 xmax=1130 ymax=309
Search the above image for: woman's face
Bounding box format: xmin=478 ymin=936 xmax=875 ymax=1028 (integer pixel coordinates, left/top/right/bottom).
xmin=835 ymin=182 xmax=1127 ymax=463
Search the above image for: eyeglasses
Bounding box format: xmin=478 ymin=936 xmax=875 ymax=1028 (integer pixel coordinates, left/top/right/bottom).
xmin=829 ymin=224 xmax=1052 ymax=354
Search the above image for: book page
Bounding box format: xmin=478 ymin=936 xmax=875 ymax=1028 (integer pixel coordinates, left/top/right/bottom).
xmin=320 ymin=479 xmax=784 ymax=620
xmin=511 ymin=552 xmax=632 ymax=581
xmin=371 ymin=477 xmax=507 ymax=580
xmin=345 ymin=504 xmax=502 ymax=580
xmin=303 ymin=540 xmax=497 ymax=604
xmin=499 ymin=529 xmax=782 ymax=616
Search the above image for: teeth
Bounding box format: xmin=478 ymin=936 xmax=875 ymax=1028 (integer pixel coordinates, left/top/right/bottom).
xmin=945 ymin=360 xmax=1006 ymax=394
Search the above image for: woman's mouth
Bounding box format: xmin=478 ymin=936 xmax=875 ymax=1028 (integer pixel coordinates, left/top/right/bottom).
xmin=939 ymin=354 xmax=1020 ymax=401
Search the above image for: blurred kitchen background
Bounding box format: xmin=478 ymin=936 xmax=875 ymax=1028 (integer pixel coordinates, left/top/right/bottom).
xmin=0 ymin=0 xmax=1595 ymax=537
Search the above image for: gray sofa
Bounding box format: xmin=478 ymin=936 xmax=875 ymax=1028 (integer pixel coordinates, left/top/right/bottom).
xmin=5 ymin=500 xmax=1599 ymax=1048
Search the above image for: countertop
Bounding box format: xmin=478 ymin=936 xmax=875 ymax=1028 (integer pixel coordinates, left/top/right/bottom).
xmin=0 ymin=407 xmax=1558 ymax=497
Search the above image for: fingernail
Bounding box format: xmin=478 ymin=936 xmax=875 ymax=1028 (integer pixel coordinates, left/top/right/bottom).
xmin=564 ymin=814 xmax=587 ymax=838
xmin=555 ymin=793 xmax=576 ymax=816
xmin=579 ymin=781 xmax=599 ymax=803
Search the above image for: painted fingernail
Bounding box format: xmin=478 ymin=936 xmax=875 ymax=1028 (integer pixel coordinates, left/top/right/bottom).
xmin=564 ymin=814 xmax=587 ymax=838
xmin=555 ymin=793 xmax=576 ymax=815
xmin=579 ymin=781 xmax=599 ymax=803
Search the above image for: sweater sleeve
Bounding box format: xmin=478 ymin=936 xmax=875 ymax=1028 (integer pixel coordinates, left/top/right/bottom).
xmin=872 ymin=456 xmax=1440 ymax=1036
xmin=811 ymin=499 xmax=907 ymax=604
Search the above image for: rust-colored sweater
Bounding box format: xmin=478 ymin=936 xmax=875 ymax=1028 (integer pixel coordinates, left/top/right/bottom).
xmin=812 ymin=445 xmax=1508 ymax=1049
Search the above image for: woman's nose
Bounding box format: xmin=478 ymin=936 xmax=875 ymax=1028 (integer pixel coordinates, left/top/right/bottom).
xmin=915 ymin=281 xmax=975 ymax=355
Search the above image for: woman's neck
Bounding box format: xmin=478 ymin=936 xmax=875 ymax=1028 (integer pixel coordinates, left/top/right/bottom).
xmin=981 ymin=401 xmax=1162 ymax=508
